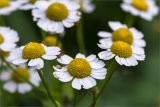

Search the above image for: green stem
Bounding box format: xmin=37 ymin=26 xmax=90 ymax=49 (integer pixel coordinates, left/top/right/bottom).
xmin=1 ymin=58 xmax=39 ymax=90
xmin=37 ymin=70 xmax=61 ymax=107
xmin=124 ymin=14 xmax=136 ymax=27
xmin=73 ymin=90 xmax=78 ymax=107
xmin=77 ymin=17 xmax=87 ymax=54
xmin=90 ymin=60 xmax=117 ymax=107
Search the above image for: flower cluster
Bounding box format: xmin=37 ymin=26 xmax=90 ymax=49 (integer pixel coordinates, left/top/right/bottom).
xmin=0 ymin=0 xmax=159 ymax=106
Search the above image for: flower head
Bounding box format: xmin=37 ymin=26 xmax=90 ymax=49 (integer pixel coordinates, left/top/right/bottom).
xmin=8 ymin=42 xmax=61 ymax=69
xmin=121 ymin=0 xmax=159 ymax=21
xmin=0 ymin=26 xmax=19 ymax=51
xmin=32 ymin=0 xmax=81 ymax=34
xmin=53 ymin=53 xmax=107 ymax=90
xmin=0 ymin=0 xmax=22 ymax=15
xmin=0 ymin=66 xmax=41 ymax=94
xmin=98 ymin=39 xmax=145 ymax=66
xmin=98 ymin=21 xmax=146 ymax=48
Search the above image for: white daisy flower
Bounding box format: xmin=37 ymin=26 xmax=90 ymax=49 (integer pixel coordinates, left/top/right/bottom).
xmin=0 ymin=66 xmax=41 ymax=94
xmin=32 ymin=0 xmax=81 ymax=34
xmin=98 ymin=40 xmax=145 ymax=66
xmin=53 ymin=53 xmax=107 ymax=90
xmin=19 ymin=0 xmax=37 ymax=10
xmin=98 ymin=21 xmax=146 ymax=48
xmin=8 ymin=42 xmax=61 ymax=69
xmin=121 ymin=0 xmax=159 ymax=21
xmin=0 ymin=0 xmax=22 ymax=15
xmin=0 ymin=26 xmax=19 ymax=51
xmin=74 ymin=0 xmax=95 ymax=13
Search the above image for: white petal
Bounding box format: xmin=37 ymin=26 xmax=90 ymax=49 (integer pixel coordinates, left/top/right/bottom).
xmin=12 ymin=58 xmax=28 ymax=65
xmin=18 ymin=83 xmax=32 ymax=94
xmin=115 ymin=56 xmax=123 ymax=65
xmin=108 ymin=21 xmax=127 ymax=31
xmin=98 ymin=31 xmax=112 ymax=38
xmin=86 ymin=54 xmax=96 ymax=62
xmin=90 ymin=60 xmax=105 ymax=69
xmin=72 ymin=78 xmax=81 ymax=90
xmin=0 ymin=72 xmax=11 ymax=81
xmin=28 ymin=58 xmax=44 ymax=69
xmin=53 ymin=71 xmax=73 ymax=82
xmin=91 ymin=68 xmax=107 ymax=80
xmin=4 ymin=81 xmax=17 ymax=93
xmin=81 ymin=77 xmax=96 ymax=89
xmin=57 ymin=55 xmax=73 ymax=65
xmin=76 ymin=53 xmax=85 ymax=58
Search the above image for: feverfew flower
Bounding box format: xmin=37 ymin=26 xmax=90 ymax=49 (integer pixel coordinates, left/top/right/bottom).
xmin=0 ymin=66 xmax=41 ymax=94
xmin=98 ymin=40 xmax=145 ymax=66
xmin=74 ymin=0 xmax=95 ymax=13
xmin=32 ymin=0 xmax=81 ymax=34
xmin=0 ymin=26 xmax=19 ymax=51
xmin=53 ymin=53 xmax=107 ymax=90
xmin=0 ymin=0 xmax=22 ymax=15
xmin=8 ymin=42 xmax=61 ymax=69
xmin=19 ymin=0 xmax=37 ymax=10
xmin=121 ymin=0 xmax=159 ymax=21
xmin=98 ymin=21 xmax=146 ymax=48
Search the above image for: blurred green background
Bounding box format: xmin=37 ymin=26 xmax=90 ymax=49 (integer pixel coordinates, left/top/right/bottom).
xmin=0 ymin=0 xmax=160 ymax=107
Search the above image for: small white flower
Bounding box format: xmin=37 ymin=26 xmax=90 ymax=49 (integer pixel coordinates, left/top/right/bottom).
xmin=98 ymin=21 xmax=146 ymax=48
xmin=98 ymin=40 xmax=145 ymax=66
xmin=121 ymin=0 xmax=159 ymax=21
xmin=19 ymin=0 xmax=37 ymax=10
xmin=74 ymin=0 xmax=95 ymax=13
xmin=0 ymin=0 xmax=22 ymax=15
xmin=53 ymin=53 xmax=107 ymax=90
xmin=0 ymin=26 xmax=19 ymax=51
xmin=32 ymin=0 xmax=81 ymax=34
xmin=0 ymin=66 xmax=41 ymax=94
xmin=8 ymin=42 xmax=61 ymax=69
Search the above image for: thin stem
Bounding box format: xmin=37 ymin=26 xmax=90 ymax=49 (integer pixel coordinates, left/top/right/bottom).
xmin=73 ymin=90 xmax=77 ymax=107
xmin=123 ymin=14 xmax=136 ymax=27
xmin=90 ymin=60 xmax=117 ymax=107
xmin=77 ymin=17 xmax=87 ymax=54
xmin=37 ymin=70 xmax=61 ymax=107
xmin=1 ymin=58 xmax=39 ymax=90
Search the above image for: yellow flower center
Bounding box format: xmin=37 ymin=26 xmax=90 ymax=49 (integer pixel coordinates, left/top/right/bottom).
xmin=22 ymin=42 xmax=45 ymax=59
xmin=132 ymin=0 xmax=148 ymax=11
xmin=68 ymin=58 xmax=91 ymax=78
xmin=111 ymin=41 xmax=132 ymax=58
xmin=46 ymin=3 xmax=68 ymax=21
xmin=12 ymin=67 xmax=30 ymax=83
xmin=43 ymin=36 xmax=57 ymax=46
xmin=112 ymin=28 xmax=133 ymax=45
xmin=0 ymin=0 xmax=10 ymax=8
xmin=0 ymin=49 xmax=9 ymax=58
xmin=29 ymin=0 xmax=36 ymax=4
xmin=0 ymin=34 xmax=4 ymax=44
xmin=42 ymin=36 xmax=62 ymax=48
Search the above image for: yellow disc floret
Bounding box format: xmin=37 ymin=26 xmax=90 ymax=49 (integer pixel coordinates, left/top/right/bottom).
xmin=0 ymin=0 xmax=10 ymax=8
xmin=12 ymin=67 xmax=30 ymax=83
xmin=29 ymin=0 xmax=36 ymax=4
xmin=46 ymin=3 xmax=68 ymax=21
xmin=22 ymin=42 xmax=45 ymax=59
xmin=0 ymin=49 xmax=9 ymax=58
xmin=132 ymin=0 xmax=148 ymax=11
xmin=111 ymin=41 xmax=132 ymax=58
xmin=43 ymin=36 xmax=58 ymax=46
xmin=0 ymin=34 xmax=4 ymax=44
xmin=112 ymin=28 xmax=133 ymax=45
xmin=68 ymin=58 xmax=91 ymax=78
